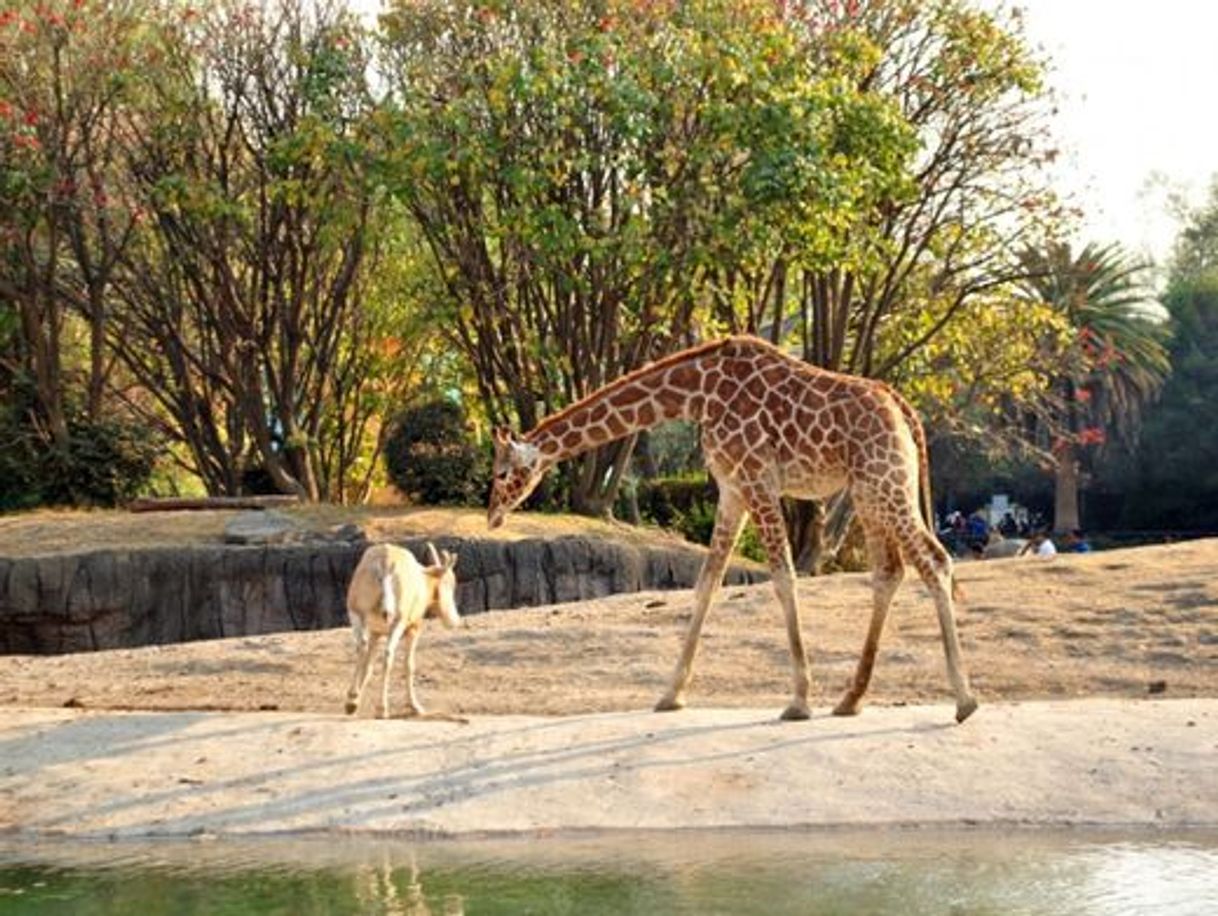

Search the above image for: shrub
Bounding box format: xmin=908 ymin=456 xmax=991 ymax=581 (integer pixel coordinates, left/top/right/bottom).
xmin=0 ymin=409 xmax=160 ymax=510
xmin=636 ymin=473 xmax=766 ymax=563
xmin=635 ymin=474 xmax=716 ymax=529
xmin=383 ymin=400 xmax=488 ymax=506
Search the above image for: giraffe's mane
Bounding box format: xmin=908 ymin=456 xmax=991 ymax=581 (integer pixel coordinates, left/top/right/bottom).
xmin=528 ymin=337 xmax=737 ymax=439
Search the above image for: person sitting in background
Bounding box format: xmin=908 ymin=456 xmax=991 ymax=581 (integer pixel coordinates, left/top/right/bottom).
xmin=966 ymin=511 xmax=990 ymax=548
xmin=1019 ymin=531 xmax=1057 ymax=559
xmin=998 ymin=511 xmax=1018 ymax=538
xmin=1063 ymin=529 xmax=1092 ymax=553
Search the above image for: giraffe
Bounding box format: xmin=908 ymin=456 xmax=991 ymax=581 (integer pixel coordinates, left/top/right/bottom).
xmin=487 ymin=335 xmax=978 ymax=723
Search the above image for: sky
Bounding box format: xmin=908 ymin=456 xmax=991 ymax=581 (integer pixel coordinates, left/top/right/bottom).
xmin=1013 ymin=0 xmax=1218 ymax=267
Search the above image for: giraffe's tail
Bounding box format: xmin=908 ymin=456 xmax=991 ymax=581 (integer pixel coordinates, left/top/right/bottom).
xmin=886 ymin=388 xmax=935 ymax=530
xmin=889 ymin=387 xmax=964 ymax=603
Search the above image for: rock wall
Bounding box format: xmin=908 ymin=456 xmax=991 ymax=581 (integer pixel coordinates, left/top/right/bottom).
xmin=0 ymin=536 xmax=766 ymax=655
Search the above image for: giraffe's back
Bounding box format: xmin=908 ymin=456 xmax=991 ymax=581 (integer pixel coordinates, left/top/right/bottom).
xmin=695 ymin=338 xmax=916 ymax=502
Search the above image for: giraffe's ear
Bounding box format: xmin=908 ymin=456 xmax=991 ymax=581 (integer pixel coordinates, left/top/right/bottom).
xmin=509 ymin=440 xmax=540 ymax=469
xmin=493 ymin=426 xmax=514 ymax=447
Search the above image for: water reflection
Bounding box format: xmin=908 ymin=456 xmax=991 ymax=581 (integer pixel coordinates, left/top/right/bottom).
xmin=351 ymin=853 xmax=464 ymax=916
xmin=0 ymin=828 xmax=1215 ymax=915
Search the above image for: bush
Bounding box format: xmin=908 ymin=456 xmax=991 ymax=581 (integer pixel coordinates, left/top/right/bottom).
xmin=384 ymin=400 xmax=488 ymax=506
xmin=0 ymin=409 xmax=160 ymax=510
xmin=635 ymin=474 xmax=716 ymax=529
xmin=635 ymin=473 xmax=766 ymax=563
xmin=0 ymin=415 xmax=41 ymax=512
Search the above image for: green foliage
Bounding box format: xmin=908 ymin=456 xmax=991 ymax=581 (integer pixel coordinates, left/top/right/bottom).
xmin=1018 ymin=241 xmax=1171 ymax=452
xmin=383 ymin=400 xmax=489 ymax=506
xmin=635 ymin=473 xmax=765 ymax=562
xmin=636 ymin=475 xmax=716 ymax=530
xmin=107 ymin=0 xmax=395 ymax=501
xmin=0 ymin=401 xmax=159 ymax=510
xmin=378 ymin=0 xmax=915 ymax=516
xmin=0 ymin=0 xmax=1094 ymax=528
xmin=1106 ymin=208 xmax=1218 ymax=530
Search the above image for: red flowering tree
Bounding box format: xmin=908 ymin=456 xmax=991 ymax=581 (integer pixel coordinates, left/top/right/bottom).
xmin=1019 ymin=241 xmax=1170 ymax=532
xmin=0 ymin=0 xmax=160 ymax=501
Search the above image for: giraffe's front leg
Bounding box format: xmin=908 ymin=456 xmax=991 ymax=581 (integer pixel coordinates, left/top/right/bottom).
xmin=746 ymin=488 xmax=811 ymax=721
xmin=774 ymin=558 xmax=812 ymax=722
xmin=655 ymin=488 xmax=746 ymax=712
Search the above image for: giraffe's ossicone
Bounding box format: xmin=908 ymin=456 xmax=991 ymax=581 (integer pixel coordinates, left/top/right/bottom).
xmin=487 ymin=335 xmax=978 ymax=724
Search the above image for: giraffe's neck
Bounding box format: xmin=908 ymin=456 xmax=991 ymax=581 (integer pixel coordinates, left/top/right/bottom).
xmin=527 ymin=340 xmax=726 ymax=462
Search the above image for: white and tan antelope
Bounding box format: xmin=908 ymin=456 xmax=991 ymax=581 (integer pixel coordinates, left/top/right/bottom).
xmin=345 ymin=542 xmax=460 ymax=718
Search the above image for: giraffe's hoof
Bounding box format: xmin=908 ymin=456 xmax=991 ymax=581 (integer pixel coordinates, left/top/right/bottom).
xmin=832 ymin=697 xmax=861 ymax=717
xmin=654 ymin=695 xmax=685 ymax=713
xmin=405 ymin=706 xmax=425 ymax=718
xmin=955 ymin=697 xmax=979 ymax=724
xmin=344 ymin=700 xmax=358 ymax=715
xmin=779 ymin=702 xmax=812 ymax=721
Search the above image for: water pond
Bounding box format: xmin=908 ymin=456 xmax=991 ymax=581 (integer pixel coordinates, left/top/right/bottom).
xmin=1 ymin=828 xmax=1215 ymax=915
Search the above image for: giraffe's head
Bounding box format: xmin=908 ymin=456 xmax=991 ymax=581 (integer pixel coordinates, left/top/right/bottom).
xmin=488 ymin=427 xmax=547 ymax=529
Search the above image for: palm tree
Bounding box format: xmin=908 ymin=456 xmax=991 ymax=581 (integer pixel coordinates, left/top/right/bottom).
xmin=1019 ymin=242 xmax=1171 ymax=533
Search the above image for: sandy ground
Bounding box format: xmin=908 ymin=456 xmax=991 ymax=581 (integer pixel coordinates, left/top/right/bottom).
xmin=2 ymin=700 xmax=1214 ymax=838
xmin=1 ymin=536 xmax=1216 ymax=838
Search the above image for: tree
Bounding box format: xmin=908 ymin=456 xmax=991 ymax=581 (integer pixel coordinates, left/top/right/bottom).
xmin=110 ymin=0 xmax=392 ymax=501
xmin=700 ymin=0 xmax=1062 ymax=569
xmin=379 ymin=0 xmax=913 ymax=517
xmin=384 ymin=399 xmax=488 ymax=506
xmin=1017 ymin=241 xmax=1170 ymax=533
xmin=0 ymin=0 xmax=152 ymax=463
xmin=1110 ymin=180 xmax=1218 ymax=530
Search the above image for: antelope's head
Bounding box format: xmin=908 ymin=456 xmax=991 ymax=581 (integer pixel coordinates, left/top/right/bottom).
xmin=423 ymin=542 xmax=461 ymax=628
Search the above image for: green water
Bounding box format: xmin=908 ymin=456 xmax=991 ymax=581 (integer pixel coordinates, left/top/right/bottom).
xmin=1 ymin=829 xmax=1215 ymax=915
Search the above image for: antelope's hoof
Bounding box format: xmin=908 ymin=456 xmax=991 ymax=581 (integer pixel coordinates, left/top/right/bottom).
xmin=779 ymin=702 xmax=812 ymax=721
xmin=654 ymin=694 xmax=685 ymax=713
xmin=832 ymin=696 xmax=861 ymax=717
xmin=955 ymin=697 xmax=979 ymax=724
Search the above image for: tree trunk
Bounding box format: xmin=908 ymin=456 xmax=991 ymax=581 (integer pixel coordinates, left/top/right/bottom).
xmin=569 ymin=436 xmax=637 ymax=518
xmin=784 ymin=498 xmax=824 ymax=575
xmin=1053 ymin=441 xmax=1081 ymax=533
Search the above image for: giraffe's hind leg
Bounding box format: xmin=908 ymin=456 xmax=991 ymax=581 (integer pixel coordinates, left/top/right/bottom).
xmin=897 ymin=524 xmax=978 ymax=723
xmin=834 ymin=525 xmax=904 ymax=717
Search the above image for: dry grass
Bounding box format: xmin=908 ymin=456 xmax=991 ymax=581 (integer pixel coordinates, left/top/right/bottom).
xmin=0 ymin=504 xmax=690 ymax=558
xmin=1 ymin=533 xmax=1214 ymax=717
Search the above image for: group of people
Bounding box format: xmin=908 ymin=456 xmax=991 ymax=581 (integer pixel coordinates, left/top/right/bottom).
xmin=937 ymin=508 xmax=1092 ymax=560
xmin=1021 ymin=528 xmax=1093 ymax=558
